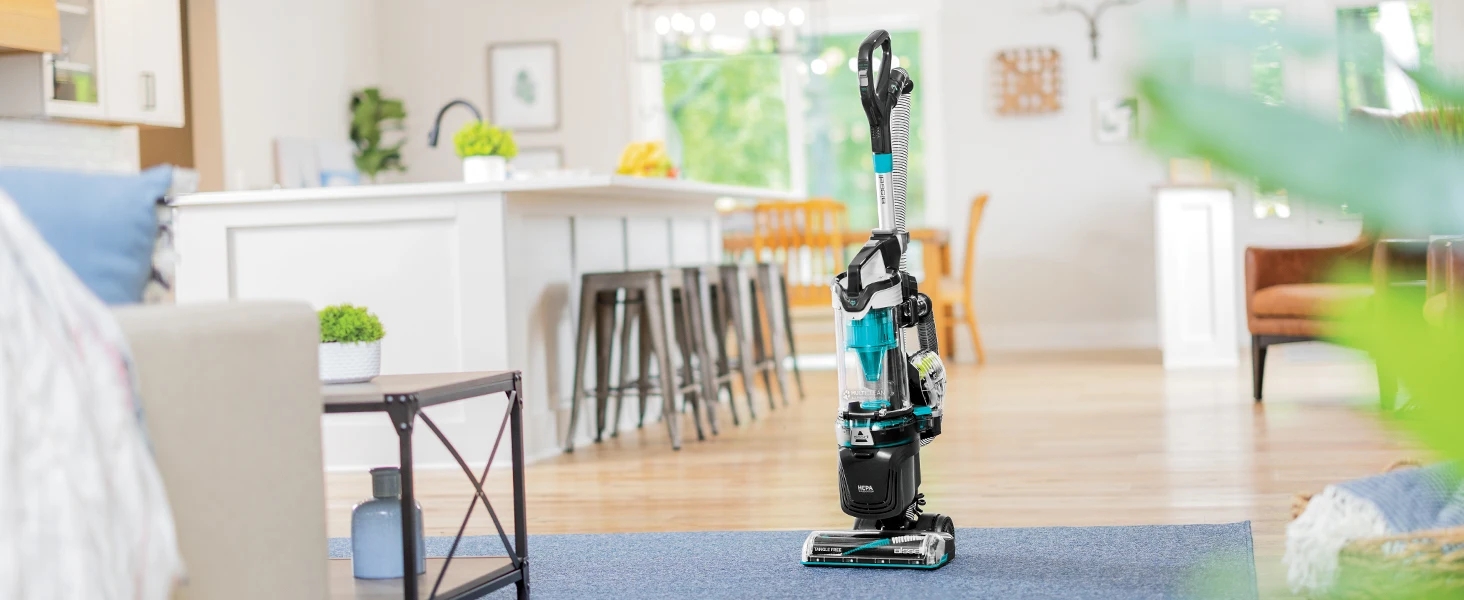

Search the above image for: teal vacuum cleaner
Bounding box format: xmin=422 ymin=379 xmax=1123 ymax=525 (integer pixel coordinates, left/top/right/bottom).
xmin=800 ymin=29 xmax=954 ymax=569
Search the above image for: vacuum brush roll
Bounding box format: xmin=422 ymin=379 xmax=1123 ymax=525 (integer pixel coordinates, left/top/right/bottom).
xmin=801 ymin=529 xmax=953 ymax=568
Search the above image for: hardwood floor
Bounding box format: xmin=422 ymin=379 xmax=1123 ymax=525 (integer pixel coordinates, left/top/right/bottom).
xmin=325 ymin=348 xmax=1413 ymax=596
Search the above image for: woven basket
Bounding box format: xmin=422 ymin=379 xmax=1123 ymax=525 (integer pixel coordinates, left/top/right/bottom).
xmin=1293 ymin=460 xmax=1464 ymax=599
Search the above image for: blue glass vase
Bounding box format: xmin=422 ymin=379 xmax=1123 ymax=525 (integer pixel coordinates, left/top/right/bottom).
xmin=351 ymin=467 xmax=427 ymax=579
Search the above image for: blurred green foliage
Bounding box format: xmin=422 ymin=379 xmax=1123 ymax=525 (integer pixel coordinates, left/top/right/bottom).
xmin=662 ymin=55 xmax=791 ymax=190
xmin=349 ymin=88 xmax=407 ymax=180
xmin=1337 ymin=2 xmax=1435 ymax=113
xmin=1250 ymin=8 xmax=1285 ymax=106
xmin=454 ymin=121 xmax=519 ymax=159
xmin=1388 ymin=108 xmax=1464 ymax=149
xmin=319 ymin=304 xmax=385 ymax=344
xmin=1137 ymin=12 xmax=1464 ymax=597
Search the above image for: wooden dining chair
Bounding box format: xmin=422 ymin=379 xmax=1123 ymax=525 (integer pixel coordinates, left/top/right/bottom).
xmin=933 ymin=194 xmax=989 ymax=364
xmin=752 ymin=198 xmax=849 ymax=308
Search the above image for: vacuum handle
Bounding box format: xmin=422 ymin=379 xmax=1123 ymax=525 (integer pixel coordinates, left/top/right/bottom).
xmin=858 ymin=30 xmax=896 ymax=155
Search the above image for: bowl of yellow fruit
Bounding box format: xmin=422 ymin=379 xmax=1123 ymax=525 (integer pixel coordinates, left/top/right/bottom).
xmin=615 ymin=141 xmax=678 ymax=179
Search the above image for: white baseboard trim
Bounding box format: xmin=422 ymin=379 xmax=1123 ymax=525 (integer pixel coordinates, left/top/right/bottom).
xmin=975 ymin=319 xmax=1159 ymax=352
xmin=1266 ymin=341 xmax=1370 ymax=363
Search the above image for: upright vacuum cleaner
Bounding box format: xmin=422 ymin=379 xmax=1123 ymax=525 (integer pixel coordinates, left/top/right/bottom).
xmin=800 ymin=30 xmax=954 ymax=570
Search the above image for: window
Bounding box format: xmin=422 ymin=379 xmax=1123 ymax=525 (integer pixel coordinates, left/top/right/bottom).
xmin=662 ymin=56 xmax=792 ymax=189
xmin=804 ymin=30 xmax=925 ymax=230
xmin=1250 ymin=8 xmax=1285 ymax=106
xmin=1248 ymin=9 xmax=1290 ymax=218
xmin=1337 ymin=1 xmax=1434 ymax=114
xmin=634 ymin=4 xmax=930 ymax=229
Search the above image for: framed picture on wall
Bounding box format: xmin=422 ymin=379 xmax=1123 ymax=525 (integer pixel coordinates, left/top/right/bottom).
xmin=489 ymin=41 xmax=561 ymax=131
xmin=1093 ymin=97 xmax=1138 ymax=144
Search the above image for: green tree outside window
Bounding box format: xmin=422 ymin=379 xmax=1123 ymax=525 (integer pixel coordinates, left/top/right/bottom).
xmin=661 ymin=55 xmax=792 ymax=190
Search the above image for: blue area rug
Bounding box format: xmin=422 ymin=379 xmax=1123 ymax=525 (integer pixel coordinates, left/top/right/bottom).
xmin=329 ymin=523 xmax=1257 ymax=599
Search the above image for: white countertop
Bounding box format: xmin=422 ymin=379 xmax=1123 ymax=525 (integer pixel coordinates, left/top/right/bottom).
xmin=171 ymin=174 xmax=804 ymax=207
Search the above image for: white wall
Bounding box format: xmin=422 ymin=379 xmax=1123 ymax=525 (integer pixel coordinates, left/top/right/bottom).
xmin=939 ymin=0 xmax=1457 ymax=352
xmin=374 ymin=0 xmax=633 ymax=184
xmin=211 ymin=0 xmax=379 ymax=190
xmin=1433 ymin=1 xmax=1464 ymax=71
xmin=940 ymin=1 xmax=1166 ymax=350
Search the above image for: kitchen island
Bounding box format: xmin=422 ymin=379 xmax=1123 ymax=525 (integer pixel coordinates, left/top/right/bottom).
xmin=172 ymin=176 xmax=800 ymax=469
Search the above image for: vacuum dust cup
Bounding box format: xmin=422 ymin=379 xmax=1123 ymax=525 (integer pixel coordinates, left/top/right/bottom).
xmin=840 ymin=308 xmax=898 ymax=407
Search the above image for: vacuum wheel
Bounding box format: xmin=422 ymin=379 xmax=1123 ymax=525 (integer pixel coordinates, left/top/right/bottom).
xmin=932 ymin=513 xmax=955 ymax=559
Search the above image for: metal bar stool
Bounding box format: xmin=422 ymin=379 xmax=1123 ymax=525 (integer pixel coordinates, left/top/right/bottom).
xmin=714 ymin=264 xmax=769 ymax=417
xmin=683 ymin=265 xmax=747 ymax=427
xmin=713 ymin=264 xmax=796 ymax=411
xmin=748 ymin=262 xmax=794 ymax=408
xmin=759 ymin=261 xmax=805 ymax=401
xmin=604 ymin=269 xmax=723 ymax=438
xmin=673 ymin=268 xmax=723 ymax=434
xmin=565 ymin=269 xmax=710 ymax=452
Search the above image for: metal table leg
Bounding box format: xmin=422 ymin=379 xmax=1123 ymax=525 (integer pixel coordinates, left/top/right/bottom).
xmin=386 ymin=395 xmax=421 ymax=600
xmin=375 ymin=382 xmax=529 ymax=600
xmin=511 ymin=374 xmax=530 ymax=599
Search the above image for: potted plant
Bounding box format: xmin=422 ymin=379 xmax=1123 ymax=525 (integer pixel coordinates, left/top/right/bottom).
xmin=349 ymin=88 xmax=408 ymax=183
xmin=454 ymin=120 xmax=518 ymax=182
xmin=319 ymin=303 xmax=385 ymax=384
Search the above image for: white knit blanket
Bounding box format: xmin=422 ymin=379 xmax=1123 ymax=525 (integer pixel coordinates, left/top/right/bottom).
xmin=1286 ymin=463 xmax=1463 ymax=594
xmin=0 ymin=192 xmax=182 ymax=598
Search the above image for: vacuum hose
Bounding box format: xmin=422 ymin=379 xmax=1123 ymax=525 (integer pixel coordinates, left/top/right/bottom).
xmin=917 ymin=312 xmax=939 ymax=355
xmin=891 ymin=94 xmax=912 ymax=271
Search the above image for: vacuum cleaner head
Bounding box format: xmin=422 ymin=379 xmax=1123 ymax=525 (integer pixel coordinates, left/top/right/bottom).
xmin=801 ymin=530 xmax=953 ymax=569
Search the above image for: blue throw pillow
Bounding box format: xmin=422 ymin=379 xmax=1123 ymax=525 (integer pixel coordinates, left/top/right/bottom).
xmin=0 ymin=166 xmax=172 ymax=305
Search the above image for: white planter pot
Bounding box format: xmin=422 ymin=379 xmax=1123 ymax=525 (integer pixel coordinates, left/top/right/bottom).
xmin=462 ymin=156 xmax=507 ymax=183
xmin=319 ymin=341 xmax=381 ymax=384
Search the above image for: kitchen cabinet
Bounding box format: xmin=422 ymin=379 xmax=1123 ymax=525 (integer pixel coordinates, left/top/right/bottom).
xmin=0 ymin=0 xmax=60 ymax=53
xmin=101 ymin=0 xmax=182 ymax=126
xmin=0 ymin=0 xmax=183 ymax=127
xmin=1155 ymin=185 xmax=1240 ymax=369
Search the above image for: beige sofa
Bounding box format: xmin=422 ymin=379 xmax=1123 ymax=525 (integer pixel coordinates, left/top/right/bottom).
xmin=113 ymin=301 xmax=328 ymax=600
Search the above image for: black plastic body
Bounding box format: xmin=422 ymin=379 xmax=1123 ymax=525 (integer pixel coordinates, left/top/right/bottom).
xmin=838 ymin=440 xmax=920 ymax=520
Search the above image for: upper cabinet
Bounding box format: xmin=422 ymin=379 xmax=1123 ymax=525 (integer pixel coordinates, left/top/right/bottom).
xmin=101 ymin=0 xmax=182 ymax=126
xmin=0 ymin=0 xmax=183 ymax=127
xmin=0 ymin=0 xmax=60 ymax=53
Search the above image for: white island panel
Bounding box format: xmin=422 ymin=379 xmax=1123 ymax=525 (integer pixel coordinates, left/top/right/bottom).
xmin=173 ymin=176 xmax=795 ymax=468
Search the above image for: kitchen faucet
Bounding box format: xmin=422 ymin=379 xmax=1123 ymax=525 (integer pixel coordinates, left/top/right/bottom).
xmin=427 ymin=99 xmax=484 ymax=148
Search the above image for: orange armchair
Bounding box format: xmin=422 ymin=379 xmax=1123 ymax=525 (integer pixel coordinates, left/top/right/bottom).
xmin=1245 ymin=236 xmax=1427 ymax=407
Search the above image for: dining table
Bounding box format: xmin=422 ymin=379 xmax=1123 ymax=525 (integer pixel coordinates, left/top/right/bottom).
xmin=722 ymin=228 xmax=951 ymax=291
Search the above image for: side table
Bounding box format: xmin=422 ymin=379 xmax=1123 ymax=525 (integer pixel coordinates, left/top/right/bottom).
xmin=323 ymin=372 xmax=528 ymax=600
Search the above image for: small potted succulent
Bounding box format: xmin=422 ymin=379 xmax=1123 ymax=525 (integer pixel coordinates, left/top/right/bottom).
xmin=319 ymin=303 xmax=385 ymax=384
xmin=454 ymin=120 xmax=518 ymax=182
